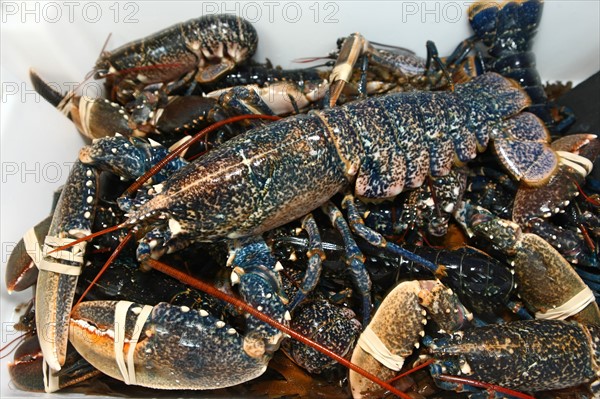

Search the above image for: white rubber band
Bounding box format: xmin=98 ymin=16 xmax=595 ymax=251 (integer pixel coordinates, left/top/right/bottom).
xmin=43 ymin=236 xmax=85 ymax=264
xmin=330 ymin=64 xmax=353 ymax=82
xmin=114 ymin=301 xmax=152 ymax=385
xmin=37 ymin=259 xmax=83 ymax=276
xmin=23 ymin=227 xmax=43 ymax=267
xmin=37 ymin=236 xmax=86 ymax=275
xmin=114 ymin=301 xmax=133 ymax=384
xmin=557 ymin=151 xmax=594 ymax=177
xmin=42 ymin=358 xmax=60 ymax=393
xmin=535 ymin=286 xmax=596 ymax=320
xmin=126 ymin=305 xmax=153 ymax=385
xmin=356 ymin=325 xmax=405 ymax=371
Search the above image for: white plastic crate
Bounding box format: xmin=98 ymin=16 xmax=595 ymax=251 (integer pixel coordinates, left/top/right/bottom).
xmin=1 ymin=1 xmax=599 ymax=397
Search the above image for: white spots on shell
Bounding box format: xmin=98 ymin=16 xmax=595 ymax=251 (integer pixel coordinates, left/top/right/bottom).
xmin=215 ymin=320 xmax=225 ymax=328
xmin=284 ymin=311 xmax=292 ymax=321
xmin=180 ymin=306 xmax=190 ymax=313
xmin=86 ymin=180 xmax=93 ymax=187
xmin=274 ymin=261 xmax=284 ymax=272
xmin=265 ymin=293 xmax=272 ymax=299
xmin=257 ymin=306 xmax=263 ymax=312
xmin=199 ymin=309 xmax=209 ymax=317
xmin=168 ymin=218 xmax=182 ymax=235
xmin=421 ymin=318 xmax=427 ymax=325
xmin=459 ymin=359 xmax=472 ymax=375
xmin=111 ymin=148 xmax=117 ymax=154
xmin=227 ymin=328 xmax=237 ymax=335
xmin=86 ymin=195 xmax=94 ymax=204
xmin=84 ymin=211 xmax=91 ymax=219
xmin=148 ymin=138 xmax=161 ymax=148
xmin=86 ymin=169 xmax=93 ymax=177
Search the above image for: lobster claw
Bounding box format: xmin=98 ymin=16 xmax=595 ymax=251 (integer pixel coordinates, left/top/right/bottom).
xmin=70 ymin=300 xmax=277 ymax=389
xmin=5 ymin=216 xmax=52 ymax=293
xmin=329 ymin=33 xmax=370 ymax=107
xmin=70 ymin=237 xmax=288 ymax=389
xmin=35 ymin=161 xmax=99 ymax=371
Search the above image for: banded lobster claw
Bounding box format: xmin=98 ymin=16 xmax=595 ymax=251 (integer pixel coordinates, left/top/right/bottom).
xmin=68 ymin=237 xmax=289 ymax=390
xmin=35 ymin=161 xmax=98 ymax=371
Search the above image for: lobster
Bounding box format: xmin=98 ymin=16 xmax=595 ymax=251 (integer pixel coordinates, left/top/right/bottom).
xmin=95 ymin=14 xmax=258 ymax=103
xmin=32 ymin=71 xmax=561 ymax=391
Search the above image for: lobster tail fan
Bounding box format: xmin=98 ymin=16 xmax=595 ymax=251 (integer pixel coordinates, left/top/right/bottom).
xmin=492 ymin=112 xmax=558 ymax=186
xmin=468 ymin=2 xmax=499 ymax=46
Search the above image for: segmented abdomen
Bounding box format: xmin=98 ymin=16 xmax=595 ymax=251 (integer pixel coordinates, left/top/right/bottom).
xmin=315 ymin=72 xmax=531 ymax=198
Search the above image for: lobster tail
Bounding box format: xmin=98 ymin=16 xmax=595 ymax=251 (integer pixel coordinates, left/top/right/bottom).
xmin=455 ymin=72 xmax=531 ymax=118
xmin=492 ymin=112 xmax=557 ymax=185
xmin=454 ymin=73 xmax=556 ymax=185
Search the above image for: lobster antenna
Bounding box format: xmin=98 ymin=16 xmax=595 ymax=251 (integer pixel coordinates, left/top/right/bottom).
xmin=368 ymin=40 xmax=416 ymax=55
xmin=435 ymin=374 xmax=536 ymax=399
xmin=49 ymin=223 xmax=126 ymax=254
xmin=387 ymin=358 xmax=434 ymax=383
xmin=70 ymin=232 xmax=134 ymax=313
xmin=124 ymin=114 xmax=281 ymax=196
xmin=146 ymin=258 xmax=412 ymax=399
xmin=292 ymin=56 xmax=333 ymax=64
xmin=0 ymin=332 xmax=33 ymax=359
xmin=571 ymin=177 xmax=600 ymax=206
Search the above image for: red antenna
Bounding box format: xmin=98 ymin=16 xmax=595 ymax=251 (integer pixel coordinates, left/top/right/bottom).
xmin=147 ymin=257 xmax=412 ymax=399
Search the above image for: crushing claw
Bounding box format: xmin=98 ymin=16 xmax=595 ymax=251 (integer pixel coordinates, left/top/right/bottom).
xmin=69 ymin=239 xmax=288 ymax=389
xmin=69 ymin=301 xmax=275 ymax=389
